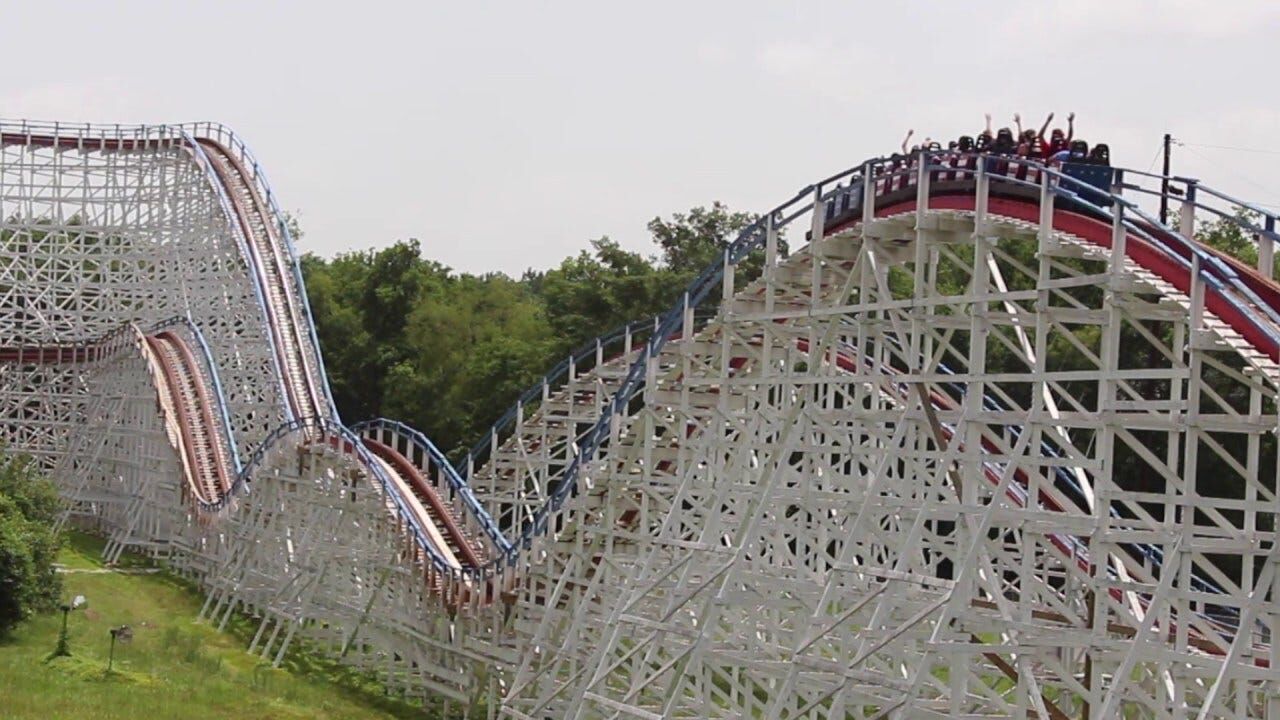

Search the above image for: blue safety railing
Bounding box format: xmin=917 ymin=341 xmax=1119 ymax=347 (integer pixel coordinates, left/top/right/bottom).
xmin=234 ymin=416 xmax=464 ymax=573
xmin=353 ymin=418 xmax=511 ymax=554
xmin=458 ymin=316 xmax=661 ymax=480
xmin=149 ymin=315 xmax=245 ymax=477
xmin=454 ymin=147 xmax=1280 ymax=582
xmin=181 ymin=122 xmax=340 ymax=423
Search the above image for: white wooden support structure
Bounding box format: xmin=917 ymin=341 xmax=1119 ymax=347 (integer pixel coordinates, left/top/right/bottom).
xmin=2 ymin=124 xmax=1280 ymax=718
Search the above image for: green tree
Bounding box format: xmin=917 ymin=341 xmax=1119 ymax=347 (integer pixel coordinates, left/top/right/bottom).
xmin=0 ymin=454 xmax=63 ymax=636
xmin=539 ymin=238 xmax=673 ymax=352
xmin=303 ymin=241 xmax=454 ymax=422
xmin=1196 ymin=208 xmax=1267 ymax=272
xmin=647 ymin=201 xmax=768 ymax=286
xmin=389 ymin=272 xmax=552 ymax=455
xmin=300 ymin=203 xmax=763 ymax=456
xmin=538 ymin=203 xmax=773 ymax=354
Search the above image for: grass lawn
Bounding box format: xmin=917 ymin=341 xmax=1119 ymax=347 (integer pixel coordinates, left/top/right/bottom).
xmin=0 ymin=533 xmax=443 ymax=720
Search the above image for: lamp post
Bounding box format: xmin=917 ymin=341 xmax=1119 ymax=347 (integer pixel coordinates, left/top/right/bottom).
xmin=107 ymin=625 xmax=131 ymax=672
xmin=51 ymin=595 xmax=86 ymax=658
xmin=52 ymin=603 xmax=71 ymax=658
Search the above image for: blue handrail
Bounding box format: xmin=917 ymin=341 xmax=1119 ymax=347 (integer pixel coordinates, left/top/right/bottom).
xmin=462 ymin=149 xmax=1280 ymax=578
xmin=458 ymin=317 xmax=661 ymax=477
xmin=231 ymin=416 xmax=461 ymax=572
xmin=174 ymin=126 xmax=298 ymax=427
xmin=353 ymin=417 xmax=511 ymax=553
xmin=149 ymin=315 xmax=244 ymax=476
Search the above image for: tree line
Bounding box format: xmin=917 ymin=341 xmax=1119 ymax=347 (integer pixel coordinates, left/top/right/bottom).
xmin=300 ymin=203 xmax=1266 ymax=477
xmin=300 ymin=203 xmax=763 ymax=457
xmin=0 ymin=200 xmax=1268 ymax=635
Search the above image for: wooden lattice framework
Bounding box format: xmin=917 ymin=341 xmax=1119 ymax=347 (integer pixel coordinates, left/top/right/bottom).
xmin=2 ymin=121 xmax=1280 ymax=718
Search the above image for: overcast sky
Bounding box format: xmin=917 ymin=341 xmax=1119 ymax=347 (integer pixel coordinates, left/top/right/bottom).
xmin=3 ymin=1 xmax=1278 ymax=274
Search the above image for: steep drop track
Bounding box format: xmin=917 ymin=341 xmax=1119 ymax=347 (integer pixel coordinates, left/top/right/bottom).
xmin=144 ymin=330 xmax=233 ymax=506
xmin=194 ymin=134 xmax=489 ymax=572
xmin=0 ymin=325 xmax=233 ymax=507
xmin=0 ymin=127 xmax=491 ymax=574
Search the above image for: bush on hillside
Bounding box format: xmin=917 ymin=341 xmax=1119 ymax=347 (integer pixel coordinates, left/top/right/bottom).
xmin=0 ymin=454 xmax=63 ymax=635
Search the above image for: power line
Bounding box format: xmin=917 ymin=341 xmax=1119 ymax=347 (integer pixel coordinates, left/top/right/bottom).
xmin=1178 ymin=140 xmax=1280 ymax=156
xmin=1179 ymin=144 xmax=1280 ymax=207
xmin=1144 ymin=141 xmax=1164 ymax=173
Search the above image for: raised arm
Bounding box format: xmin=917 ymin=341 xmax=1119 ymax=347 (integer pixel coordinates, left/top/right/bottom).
xmin=1038 ymin=112 xmax=1054 ymax=140
xmin=983 ymin=112 xmax=992 ymax=135
xmin=1066 ymin=112 xmax=1075 ymax=143
xmin=901 ymin=129 xmax=914 ymax=154
xmin=1013 ymin=113 xmax=1023 ymax=136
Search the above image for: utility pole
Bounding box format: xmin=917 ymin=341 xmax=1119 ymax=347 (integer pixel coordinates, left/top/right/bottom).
xmin=1160 ymin=133 xmax=1172 ymax=224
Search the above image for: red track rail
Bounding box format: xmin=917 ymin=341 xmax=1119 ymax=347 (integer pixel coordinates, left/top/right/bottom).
xmin=144 ymin=332 xmax=232 ymax=505
xmin=856 ymin=196 xmax=1280 ymax=361
xmin=0 ymin=330 xmax=233 ymax=508
xmin=194 ymin=138 xmax=324 ymax=425
xmin=363 ymin=438 xmax=484 ymax=568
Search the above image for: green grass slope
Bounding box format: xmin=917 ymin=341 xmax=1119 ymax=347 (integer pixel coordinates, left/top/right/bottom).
xmin=0 ymin=534 xmax=442 ymax=720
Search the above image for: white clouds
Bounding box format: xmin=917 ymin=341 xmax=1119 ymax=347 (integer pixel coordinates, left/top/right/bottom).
xmin=695 ymin=40 xmax=734 ymax=66
xmin=752 ymin=38 xmax=879 ymax=106
xmin=1003 ymin=0 xmax=1280 ymax=39
xmin=1 ymin=2 xmax=1276 ymax=272
xmin=0 ymin=78 xmax=146 ymax=125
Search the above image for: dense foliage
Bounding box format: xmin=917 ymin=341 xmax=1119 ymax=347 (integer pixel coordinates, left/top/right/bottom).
xmin=301 ymin=203 xmax=767 ymax=456
xmin=0 ymin=455 xmax=63 ymax=635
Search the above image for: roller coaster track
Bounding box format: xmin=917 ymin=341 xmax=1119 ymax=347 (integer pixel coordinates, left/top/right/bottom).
xmin=5 ymin=119 xmax=1280 ymax=717
xmin=0 ymin=124 xmax=498 ymax=576
xmin=143 ymin=329 xmax=234 ymax=506
xmin=195 ymin=132 xmax=500 ymax=575
xmin=193 ymin=133 xmax=495 ymax=574
xmin=0 ymin=318 xmax=237 ymax=509
xmin=194 ymin=137 xmax=326 ymax=427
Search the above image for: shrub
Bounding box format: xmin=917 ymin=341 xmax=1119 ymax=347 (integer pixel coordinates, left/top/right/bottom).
xmin=0 ymin=455 xmax=63 ymax=635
